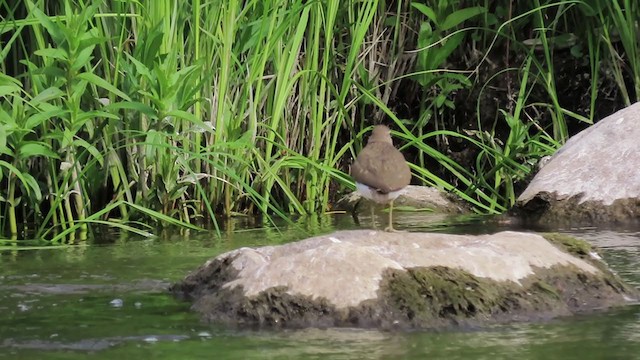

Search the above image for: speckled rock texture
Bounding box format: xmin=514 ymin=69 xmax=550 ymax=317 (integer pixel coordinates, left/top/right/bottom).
xmin=171 ymin=230 xmax=637 ymax=329
xmin=515 ymin=102 xmax=640 ymax=224
xmin=336 ymin=185 xmax=468 ymax=215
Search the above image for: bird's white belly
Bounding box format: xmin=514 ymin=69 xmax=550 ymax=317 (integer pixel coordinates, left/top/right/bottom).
xmin=355 ymin=182 xmax=405 ymax=204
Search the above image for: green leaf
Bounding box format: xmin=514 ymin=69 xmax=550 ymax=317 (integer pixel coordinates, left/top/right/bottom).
xmin=18 ymin=142 xmax=59 ymax=159
xmin=77 ymin=110 xmax=120 ymax=122
xmin=104 ymin=101 xmax=157 ymax=117
xmin=411 ymin=3 xmax=438 ymax=26
xmin=570 ymin=44 xmax=583 ymax=58
xmin=485 ymin=13 xmax=498 ymax=26
xmin=76 ymin=72 xmax=131 ymax=101
xmin=428 ymin=32 xmax=464 ymax=69
xmin=144 ymin=129 xmax=162 ymax=161
xmin=418 ymin=21 xmax=434 ymax=49
xmin=0 ymin=108 xmax=15 ymax=129
xmin=0 ymin=125 xmax=7 ymax=155
xmin=72 ymin=138 xmax=104 ymax=166
xmin=70 ymin=78 xmax=89 ymax=104
xmin=175 ymin=63 xmax=199 ymax=79
xmin=71 ymin=44 xmax=96 ymax=71
xmin=139 ymin=23 xmax=164 ymax=67
xmin=165 ymin=109 xmax=200 ymax=123
xmin=21 ymin=172 xmax=42 ymax=201
xmin=36 ymin=65 xmax=66 ymax=78
xmin=30 ymin=7 xmax=64 ymax=45
xmin=0 ymin=73 xmax=22 ymax=86
xmin=0 ymin=160 xmax=42 ymax=201
xmin=124 ymin=52 xmax=153 ymax=80
xmin=107 ymin=151 xmax=121 ymax=189
xmin=25 ymin=109 xmax=67 ymax=130
xmin=0 ymin=74 xmax=22 ymax=96
xmin=441 ymin=7 xmax=486 ymax=31
xmin=61 ymin=128 xmax=74 ymax=149
xmin=0 ymin=85 xmax=21 ymax=97
xmin=34 ymin=47 xmax=69 ymax=61
xmin=32 ymin=86 xmax=64 ymax=103
xmin=578 ymin=1 xmax=602 ymax=16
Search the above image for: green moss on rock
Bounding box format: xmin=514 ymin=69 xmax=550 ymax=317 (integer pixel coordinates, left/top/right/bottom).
xmin=542 ymin=233 xmax=637 ymax=296
xmin=171 ymin=243 xmax=639 ymax=330
xmin=543 ymin=233 xmax=593 ymax=258
xmin=378 ymin=266 xmax=571 ymax=327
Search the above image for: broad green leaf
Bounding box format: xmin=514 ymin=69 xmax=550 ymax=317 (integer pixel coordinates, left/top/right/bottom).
xmin=578 ymin=1 xmax=602 ymax=16
xmin=104 ymin=101 xmax=156 ymax=116
xmin=441 ymin=7 xmax=486 ymax=31
xmin=144 ymin=129 xmax=162 ymax=163
xmin=21 ymin=172 xmax=42 ymax=201
xmin=0 ymin=74 xmax=22 ymax=96
xmin=36 ymin=65 xmax=66 ymax=78
xmin=107 ymin=151 xmax=121 ymax=189
xmin=485 ymin=13 xmax=498 ymax=26
xmin=411 ymin=3 xmax=438 ymax=26
xmin=139 ymin=24 xmax=164 ymax=67
xmin=0 ymin=160 xmax=42 ymax=201
xmin=35 ymin=101 xmax=60 ymax=113
xmin=428 ymin=32 xmax=465 ymax=69
xmin=71 ymin=78 xmax=89 ymax=104
xmin=418 ymin=21 xmax=434 ymax=49
xmin=72 ymin=138 xmax=104 ymax=166
xmin=0 ymin=85 xmax=21 ymax=97
xmin=165 ymin=109 xmax=200 ymax=123
xmin=440 ymin=72 xmax=472 ymax=86
xmin=0 ymin=125 xmax=6 ymax=154
xmin=78 ymin=27 xmax=106 ymax=47
xmin=71 ymin=44 xmax=96 ymax=71
xmin=25 ymin=109 xmax=66 ymax=130
xmin=0 ymin=108 xmax=15 ymax=127
xmin=0 ymin=73 xmax=22 ymax=86
xmin=168 ymin=185 xmax=188 ymax=202
xmin=124 ymin=52 xmax=153 ymax=79
xmin=570 ymin=44 xmax=583 ymax=58
xmin=18 ymin=142 xmax=59 ymax=159
xmin=34 ymin=47 xmax=69 ymax=61
xmin=32 ymin=86 xmax=64 ymax=103
xmin=173 ymin=64 xmax=199 ymax=83
xmin=237 ymin=22 xmax=259 ymax=54
xmin=125 ymin=201 xmax=202 ymax=231
xmin=76 ymin=72 xmax=131 ymax=101
xmin=77 ymin=110 xmax=120 ymax=122
xmin=30 ymin=7 xmax=64 ymax=45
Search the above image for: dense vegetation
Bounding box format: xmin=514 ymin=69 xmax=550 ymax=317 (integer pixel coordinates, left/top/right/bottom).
xmin=1 ymin=0 xmax=637 ymax=240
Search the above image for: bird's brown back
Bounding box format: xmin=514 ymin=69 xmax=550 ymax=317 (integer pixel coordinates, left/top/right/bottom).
xmin=351 ymin=140 xmax=411 ymax=193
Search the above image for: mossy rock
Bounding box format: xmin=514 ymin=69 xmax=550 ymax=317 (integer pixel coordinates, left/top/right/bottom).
xmin=171 ymin=230 xmax=639 ymax=330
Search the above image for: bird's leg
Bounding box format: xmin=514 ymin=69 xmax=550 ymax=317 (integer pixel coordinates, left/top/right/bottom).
xmin=384 ymin=200 xmax=406 ymax=232
xmin=384 ymin=200 xmax=396 ymax=232
xmin=370 ymin=203 xmax=377 ymax=230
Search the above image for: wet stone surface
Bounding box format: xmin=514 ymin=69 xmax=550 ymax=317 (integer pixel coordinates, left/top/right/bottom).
xmin=171 ymin=230 xmax=638 ymax=329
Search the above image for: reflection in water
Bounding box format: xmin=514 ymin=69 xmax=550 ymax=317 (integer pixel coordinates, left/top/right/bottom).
xmin=0 ymin=217 xmax=639 ymax=359
xmin=1 ymin=335 xmax=190 ymax=352
xmin=244 ymin=328 xmax=397 ymax=359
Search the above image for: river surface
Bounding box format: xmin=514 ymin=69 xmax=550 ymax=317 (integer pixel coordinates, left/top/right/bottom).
xmin=1 ymin=214 xmax=639 ymax=359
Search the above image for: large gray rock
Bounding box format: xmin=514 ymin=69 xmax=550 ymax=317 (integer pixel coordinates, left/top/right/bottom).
xmin=515 ymin=102 xmax=640 ymax=224
xmin=171 ymin=230 xmax=637 ymax=329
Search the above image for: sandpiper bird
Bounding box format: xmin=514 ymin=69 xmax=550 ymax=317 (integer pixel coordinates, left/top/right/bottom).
xmin=351 ymin=125 xmax=411 ymax=232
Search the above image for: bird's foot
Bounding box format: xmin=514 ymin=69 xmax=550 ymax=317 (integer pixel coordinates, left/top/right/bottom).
xmin=384 ymin=226 xmax=405 ymax=233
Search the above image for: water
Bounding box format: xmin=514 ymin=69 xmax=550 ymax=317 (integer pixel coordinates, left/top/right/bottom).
xmin=1 ymin=215 xmax=640 ymax=359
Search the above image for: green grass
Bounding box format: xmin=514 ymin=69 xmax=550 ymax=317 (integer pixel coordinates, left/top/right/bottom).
xmin=0 ymin=0 xmax=637 ymax=240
